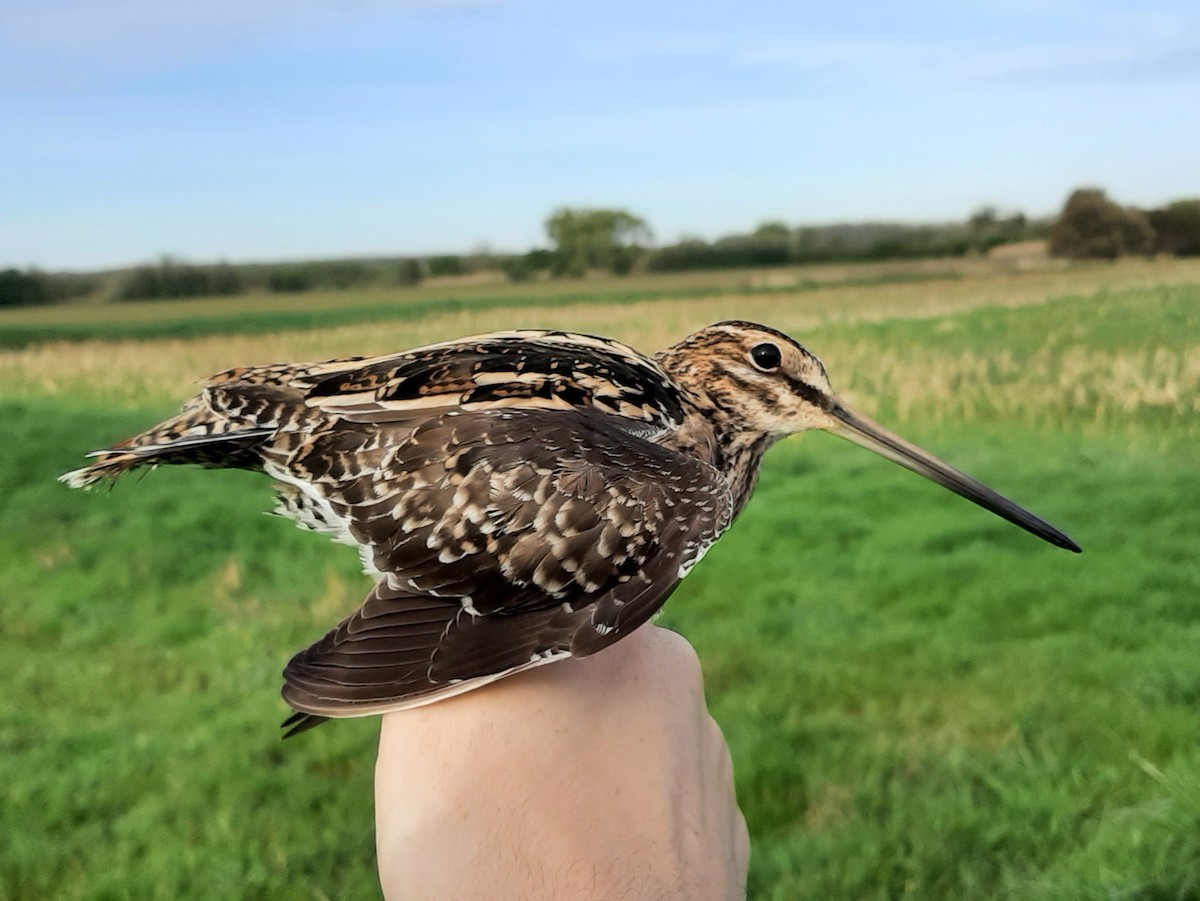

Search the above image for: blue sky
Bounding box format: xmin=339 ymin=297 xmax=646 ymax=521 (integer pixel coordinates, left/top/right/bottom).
xmin=2 ymin=0 xmax=1198 ymax=270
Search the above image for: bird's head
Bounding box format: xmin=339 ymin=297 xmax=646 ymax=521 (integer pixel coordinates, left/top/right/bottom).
xmin=662 ymin=321 xmax=1081 ymax=553
xmin=661 ymin=320 xmax=839 ymax=437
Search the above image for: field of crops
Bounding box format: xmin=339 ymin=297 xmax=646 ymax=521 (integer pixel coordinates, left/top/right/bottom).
xmin=2 ymin=257 xmax=1198 ymax=899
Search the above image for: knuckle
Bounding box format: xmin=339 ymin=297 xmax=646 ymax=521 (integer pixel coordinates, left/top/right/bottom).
xmin=661 ymin=629 xmax=704 ymax=679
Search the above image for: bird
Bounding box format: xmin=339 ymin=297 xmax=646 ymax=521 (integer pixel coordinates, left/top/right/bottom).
xmin=61 ymin=321 xmax=1080 ymax=736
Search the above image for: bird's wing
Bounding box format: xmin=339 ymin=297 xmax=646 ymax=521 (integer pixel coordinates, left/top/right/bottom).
xmin=296 ymin=329 xmax=689 ymax=430
xmin=63 ymin=329 xmax=685 ymax=486
xmin=279 ymin=407 xmax=731 ymax=722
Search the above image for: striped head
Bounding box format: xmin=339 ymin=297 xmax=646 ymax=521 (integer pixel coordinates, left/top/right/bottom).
xmin=659 ymin=320 xmax=1081 ymax=553
xmin=658 ymin=320 xmax=840 ymax=439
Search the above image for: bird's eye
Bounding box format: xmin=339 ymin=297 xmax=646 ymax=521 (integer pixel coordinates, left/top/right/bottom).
xmin=749 ymin=343 xmax=782 ymax=371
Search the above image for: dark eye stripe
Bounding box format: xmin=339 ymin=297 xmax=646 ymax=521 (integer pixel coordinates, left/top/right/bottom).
xmin=784 ymin=373 xmax=832 ymax=410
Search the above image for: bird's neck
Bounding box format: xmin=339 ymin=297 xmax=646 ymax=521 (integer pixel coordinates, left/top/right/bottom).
xmin=656 ymin=350 xmax=776 ymax=518
xmin=717 ymin=428 xmax=774 ymax=519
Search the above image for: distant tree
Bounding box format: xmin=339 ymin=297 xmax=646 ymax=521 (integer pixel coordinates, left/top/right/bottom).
xmin=647 ymin=220 xmax=980 ymax=272
xmin=426 ymin=256 xmax=466 ymax=277
xmin=265 ymin=260 xmax=372 ymax=292
xmin=324 ymin=260 xmax=370 ymax=289
xmin=610 ymin=245 xmax=642 ymax=275
xmin=501 ymin=256 xmax=535 ymax=282
xmin=0 ymin=269 xmax=50 ymax=306
xmin=37 ymin=270 xmax=100 ymax=302
xmin=644 ymin=240 xmax=723 ymax=273
xmin=965 ymin=205 xmax=1045 ymax=253
xmin=752 ymin=221 xmax=791 ymax=242
xmin=119 ymin=266 xmax=161 ymax=299
xmin=714 ymin=234 xmax=790 ymax=266
xmin=1119 ymin=209 xmax=1155 ymax=258
xmin=968 ymin=206 xmax=999 ymax=232
xmin=464 ymin=246 xmax=502 ymax=274
xmin=395 ymin=259 xmax=423 ymax=286
xmin=119 ymin=257 xmax=245 ymax=300
xmin=544 ymin=208 xmax=651 ymax=277
xmin=747 ymin=221 xmax=793 ymax=262
xmin=524 ymin=249 xmax=558 ymax=271
xmin=267 ymin=266 xmax=312 ymax=293
xmin=208 ymin=264 xmax=244 ymax=295
xmin=1146 ymin=199 xmax=1200 ymax=256
xmin=1049 ymin=188 xmax=1154 ymax=259
xmin=501 ymin=249 xmax=556 ymax=282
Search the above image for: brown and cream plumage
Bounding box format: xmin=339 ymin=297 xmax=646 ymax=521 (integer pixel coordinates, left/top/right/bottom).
xmin=62 ymin=322 xmax=1080 ymax=736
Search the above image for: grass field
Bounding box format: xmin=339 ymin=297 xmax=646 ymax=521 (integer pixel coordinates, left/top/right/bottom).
xmin=2 ymin=258 xmax=1198 ymax=899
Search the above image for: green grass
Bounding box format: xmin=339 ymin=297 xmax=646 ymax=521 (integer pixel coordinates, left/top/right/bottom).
xmin=676 ymin=426 xmax=1200 ymax=899
xmin=813 ymin=282 xmax=1200 ymax=436
xmin=2 ymin=272 xmax=1199 ymax=898
xmin=1 ymin=403 xmax=382 ymax=899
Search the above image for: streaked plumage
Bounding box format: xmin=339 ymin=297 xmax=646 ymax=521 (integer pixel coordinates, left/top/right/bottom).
xmin=62 ymin=321 xmax=1080 ymax=736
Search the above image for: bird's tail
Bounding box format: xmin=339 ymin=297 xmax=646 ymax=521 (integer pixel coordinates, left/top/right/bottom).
xmin=60 ymin=399 xmax=274 ymax=489
xmin=280 ymin=711 xmax=331 ymax=739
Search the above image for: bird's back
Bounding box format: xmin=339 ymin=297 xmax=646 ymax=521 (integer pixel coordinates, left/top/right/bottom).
xmin=64 ymin=330 xmax=696 ymax=484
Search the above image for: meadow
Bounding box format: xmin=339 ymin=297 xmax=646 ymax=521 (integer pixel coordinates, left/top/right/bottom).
xmin=1 ymin=256 xmax=1198 ymax=899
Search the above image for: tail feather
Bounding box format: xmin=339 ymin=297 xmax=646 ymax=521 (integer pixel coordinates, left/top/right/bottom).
xmin=280 ymin=711 xmax=331 ymax=739
xmin=61 ymin=400 xmax=277 ymax=489
xmin=61 ymin=378 xmax=326 ymax=490
xmin=60 ymin=451 xmax=154 ymax=489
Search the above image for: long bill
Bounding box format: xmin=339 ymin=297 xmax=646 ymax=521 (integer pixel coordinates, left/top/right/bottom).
xmin=827 ymin=401 xmax=1081 ymax=553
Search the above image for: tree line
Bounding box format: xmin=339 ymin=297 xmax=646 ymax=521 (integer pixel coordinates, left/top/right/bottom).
xmin=112 ymin=256 xmax=429 ymax=301
xmin=3 ymin=189 xmax=1198 ymax=307
xmin=1049 ymin=189 xmax=1200 ymax=259
xmin=518 ymin=191 xmax=1199 ymax=277
xmin=485 ymin=206 xmax=1049 ymax=282
xmin=0 ymin=270 xmax=100 ymax=308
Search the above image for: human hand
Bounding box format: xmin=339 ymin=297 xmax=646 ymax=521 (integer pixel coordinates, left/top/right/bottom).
xmin=374 ymin=624 xmax=749 ymax=900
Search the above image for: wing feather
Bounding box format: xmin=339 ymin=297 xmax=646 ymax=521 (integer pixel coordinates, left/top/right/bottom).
xmin=280 ymin=407 xmax=730 ymax=723
xmin=63 ymin=326 xmax=728 ymax=729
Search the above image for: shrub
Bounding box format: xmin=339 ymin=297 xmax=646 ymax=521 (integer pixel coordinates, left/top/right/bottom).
xmin=1147 ymin=200 xmax=1200 ymax=256
xmin=966 ymin=207 xmax=1050 ymax=253
xmin=609 ymin=245 xmax=642 ymax=276
xmin=0 ymin=269 xmax=96 ymax=307
xmin=502 ymin=249 xmax=557 ymax=283
xmin=266 ymin=267 xmax=313 ymax=293
xmin=644 ymin=240 xmax=728 ymax=273
xmin=645 ymin=223 xmax=976 ymax=273
xmin=395 ymin=259 xmax=423 ymax=286
xmin=262 ymin=260 xmax=372 ymax=293
xmin=1049 ymin=188 xmax=1154 ymax=259
xmin=119 ymin=259 xmax=244 ymax=300
xmin=426 ymin=256 xmax=465 ymax=277
xmin=322 ymin=261 xmax=370 ymax=289
xmin=501 ymin=256 xmax=536 ymax=282
xmin=207 ymin=264 xmax=244 ymax=295
xmin=0 ymin=269 xmax=49 ymax=307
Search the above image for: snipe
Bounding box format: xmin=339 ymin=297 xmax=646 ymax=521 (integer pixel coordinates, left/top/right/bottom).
xmin=63 ymin=322 xmax=1080 ymax=735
